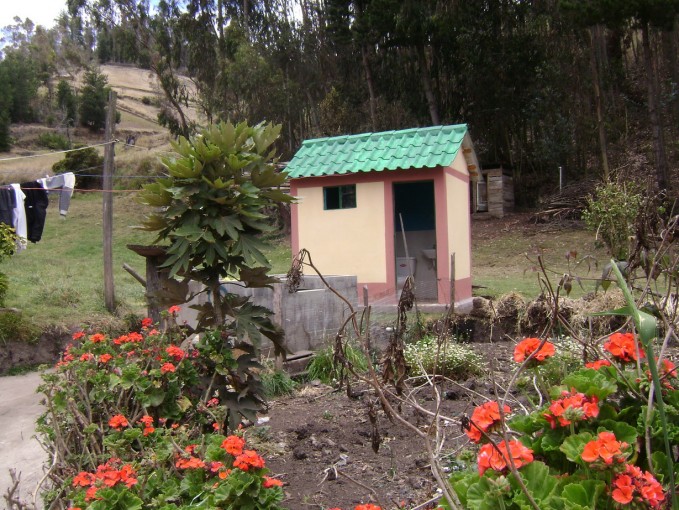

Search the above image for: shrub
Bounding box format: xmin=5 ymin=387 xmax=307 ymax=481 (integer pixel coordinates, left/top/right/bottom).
xmin=582 ymin=181 xmax=643 ymax=260
xmin=37 ymin=132 xmax=70 ymax=150
xmin=0 ymin=311 xmax=41 ymax=345
xmin=37 ymin=317 xmax=286 ymax=508
xmin=404 ymin=335 xmax=484 ymax=379
xmin=52 ymin=146 xmax=104 ymax=189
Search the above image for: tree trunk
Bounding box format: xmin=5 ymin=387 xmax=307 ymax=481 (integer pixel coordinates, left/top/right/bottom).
xmin=361 ymin=45 xmax=377 ymax=131
xmin=642 ymin=23 xmax=669 ymax=191
xmin=662 ymin=23 xmax=679 ymax=133
xmin=416 ymin=44 xmax=440 ymax=125
xmin=588 ymin=26 xmax=610 ymax=180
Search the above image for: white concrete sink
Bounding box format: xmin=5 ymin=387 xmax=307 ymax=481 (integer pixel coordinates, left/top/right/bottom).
xmin=421 ymin=249 xmax=437 ymax=260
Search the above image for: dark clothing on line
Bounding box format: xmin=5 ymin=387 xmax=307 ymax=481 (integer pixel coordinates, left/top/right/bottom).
xmin=0 ymin=188 xmax=16 ymax=227
xmin=21 ymin=182 xmax=48 ymax=243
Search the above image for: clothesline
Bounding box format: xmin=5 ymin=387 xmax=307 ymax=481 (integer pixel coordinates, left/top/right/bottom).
xmin=19 ymin=187 xmax=142 ymax=193
xmin=0 ymin=141 xmax=117 ymax=162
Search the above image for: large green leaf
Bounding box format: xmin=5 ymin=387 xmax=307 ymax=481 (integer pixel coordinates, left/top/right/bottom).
xmin=563 ymin=368 xmax=617 ymax=399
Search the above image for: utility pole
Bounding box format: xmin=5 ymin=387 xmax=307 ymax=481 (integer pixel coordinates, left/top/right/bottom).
xmin=103 ymin=91 xmax=116 ymax=312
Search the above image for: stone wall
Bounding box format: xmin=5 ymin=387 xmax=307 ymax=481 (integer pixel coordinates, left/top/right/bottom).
xmin=178 ymin=275 xmax=359 ymax=355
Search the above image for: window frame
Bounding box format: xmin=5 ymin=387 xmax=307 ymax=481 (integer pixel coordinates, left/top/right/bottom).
xmin=323 ymin=184 xmax=357 ymax=210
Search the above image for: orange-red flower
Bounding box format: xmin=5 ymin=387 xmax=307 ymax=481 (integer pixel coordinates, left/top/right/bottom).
xmin=233 ymin=450 xmax=265 ymax=471
xmin=175 ymin=456 xmax=206 ymax=470
xmin=168 ymin=305 xmax=181 ymax=315
xmin=141 ymin=317 xmax=153 ymax=328
xmin=222 ymin=435 xmax=246 ymax=456
xmin=79 ymin=353 xmax=93 ymax=362
xmin=161 ymin=362 xmax=176 ymax=374
xmin=355 ymin=505 xmax=382 ymax=510
xmin=477 ymin=440 xmax=534 ymax=476
xmin=585 ymin=359 xmax=611 ymax=370
xmin=263 ymin=476 xmax=284 ymax=488
xmin=165 ymin=345 xmax=186 ymax=361
xmin=466 ymin=401 xmax=511 ymax=443
xmin=89 ymin=333 xmax=105 ymax=343
xmin=612 ymin=464 xmax=665 ymax=508
xmin=513 ymin=338 xmax=555 ymax=364
xmin=543 ymin=389 xmax=599 ymax=429
xmin=72 ymin=472 xmax=95 ymax=487
xmin=108 ymin=414 xmax=129 ymax=430
xmin=581 ymin=431 xmax=628 ymax=465
xmin=99 ymin=353 xmax=113 ymax=364
xmin=604 ymin=332 xmax=644 ymax=362
xmin=72 ymin=331 xmax=85 ymax=341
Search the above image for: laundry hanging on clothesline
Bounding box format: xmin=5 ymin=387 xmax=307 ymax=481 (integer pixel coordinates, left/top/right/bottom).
xmin=0 ymin=171 xmax=76 ymax=248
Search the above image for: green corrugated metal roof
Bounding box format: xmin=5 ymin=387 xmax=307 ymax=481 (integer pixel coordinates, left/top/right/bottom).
xmin=286 ymin=124 xmax=469 ymax=179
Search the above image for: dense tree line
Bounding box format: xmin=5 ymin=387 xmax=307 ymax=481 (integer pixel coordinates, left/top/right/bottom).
xmin=3 ymin=1 xmax=679 ymax=202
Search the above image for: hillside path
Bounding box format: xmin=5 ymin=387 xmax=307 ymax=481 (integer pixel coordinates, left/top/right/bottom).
xmin=0 ymin=371 xmax=46 ymax=509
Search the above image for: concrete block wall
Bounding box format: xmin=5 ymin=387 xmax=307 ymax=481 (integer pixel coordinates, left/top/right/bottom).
xmin=177 ymin=275 xmax=359 ymax=355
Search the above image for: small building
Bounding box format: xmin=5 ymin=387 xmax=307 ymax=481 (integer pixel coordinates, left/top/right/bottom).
xmin=471 ymin=164 xmax=514 ymax=218
xmin=286 ymin=124 xmax=480 ymax=307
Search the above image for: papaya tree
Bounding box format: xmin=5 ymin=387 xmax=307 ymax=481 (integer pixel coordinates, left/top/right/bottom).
xmin=137 ymin=120 xmax=292 ymax=357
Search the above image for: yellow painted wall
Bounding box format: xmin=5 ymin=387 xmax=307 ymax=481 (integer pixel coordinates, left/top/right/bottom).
xmin=446 ymin=152 xmax=471 ymax=279
xmin=296 ymin=181 xmax=387 ymax=282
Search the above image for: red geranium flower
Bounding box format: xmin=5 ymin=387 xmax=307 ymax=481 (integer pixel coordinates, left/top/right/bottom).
xmin=585 ymin=359 xmax=611 ymax=370
xmin=72 ymin=331 xmax=85 ymax=341
xmin=108 ymin=414 xmax=129 ymax=430
xmin=89 ymin=333 xmax=105 ymax=343
xmin=161 ymin=362 xmax=176 ymax=374
xmin=141 ymin=317 xmax=153 ymax=328
xmin=543 ymin=389 xmax=599 ymax=429
xmin=99 ymin=353 xmax=113 ymax=364
xmin=175 ymin=456 xmax=206 ymax=469
xmin=222 ymin=435 xmax=246 ymax=456
xmin=355 ymin=505 xmax=382 ymax=510
xmin=263 ymin=476 xmax=284 ymax=488
xmin=612 ymin=464 xmax=665 ymax=508
xmin=165 ymin=345 xmax=186 ymax=361
xmin=604 ymin=332 xmax=644 ymax=362
xmin=581 ymin=431 xmax=629 ymax=465
xmin=513 ymin=338 xmax=555 ymax=364
xmin=477 ymin=440 xmax=533 ymax=476
xmin=466 ymin=401 xmax=511 ymax=442
xmin=233 ymin=450 xmax=265 ymax=471
xmin=168 ymin=305 xmax=181 ymax=315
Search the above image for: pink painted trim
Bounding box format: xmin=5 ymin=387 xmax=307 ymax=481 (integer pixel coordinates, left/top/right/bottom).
xmin=444 ymin=165 xmax=470 ymax=183
xmin=384 ymin=181 xmax=395 ymax=293
xmin=453 ymin=276 xmax=472 ymax=302
xmin=434 ymin=172 xmax=449 ymax=303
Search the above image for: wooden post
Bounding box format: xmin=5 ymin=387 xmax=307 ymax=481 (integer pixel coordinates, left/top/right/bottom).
xmin=103 ymin=91 xmax=117 ymax=312
xmin=363 ymin=285 xmax=369 ymax=308
xmin=449 ymin=253 xmax=456 ymax=314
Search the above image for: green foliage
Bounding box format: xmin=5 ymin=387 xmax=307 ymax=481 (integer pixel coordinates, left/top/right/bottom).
xmin=0 ymin=109 xmax=11 ymax=152
xmin=137 ymin=121 xmax=293 ymax=351
xmin=307 ymin=342 xmax=369 ymax=384
xmin=446 ymin=278 xmax=678 ymax=510
xmin=52 ymin=146 xmax=104 ymax=189
xmin=582 ymin=181 xmax=643 ymax=260
xmin=261 ymin=366 xmax=297 ymax=397
xmin=0 ymin=311 xmax=41 ymax=345
xmin=37 ymin=132 xmax=70 ymax=150
xmin=404 ymin=335 xmax=484 ymax=379
xmin=79 ymin=67 xmax=110 ymax=131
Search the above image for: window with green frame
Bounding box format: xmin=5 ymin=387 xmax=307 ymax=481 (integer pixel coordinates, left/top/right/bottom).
xmin=323 ymin=184 xmax=356 ymax=210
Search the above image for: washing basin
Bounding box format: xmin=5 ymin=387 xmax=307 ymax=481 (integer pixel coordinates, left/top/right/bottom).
xmin=421 ymin=249 xmax=437 ymax=260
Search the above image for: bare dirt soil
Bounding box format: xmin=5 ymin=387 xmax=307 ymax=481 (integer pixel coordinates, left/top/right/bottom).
xmin=260 ymin=342 xmax=515 ymax=510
